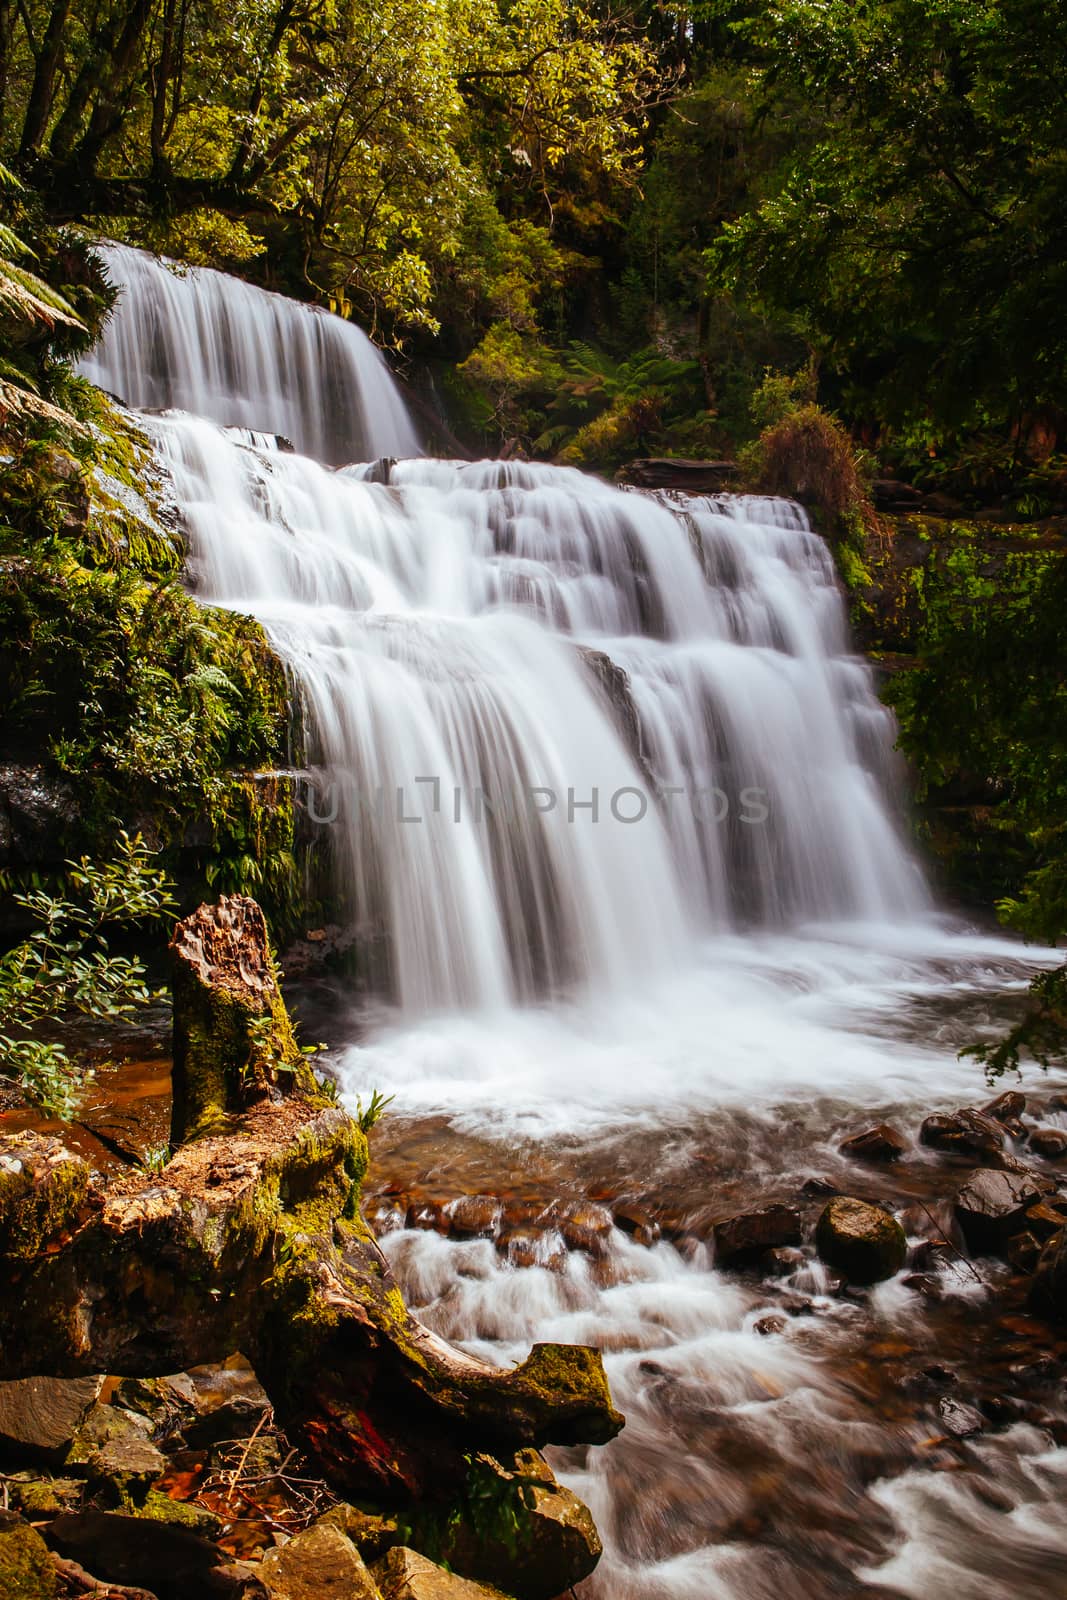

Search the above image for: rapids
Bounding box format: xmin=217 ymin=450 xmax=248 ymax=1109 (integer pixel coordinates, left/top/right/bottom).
xmin=87 ymin=244 xmax=1067 ymax=1600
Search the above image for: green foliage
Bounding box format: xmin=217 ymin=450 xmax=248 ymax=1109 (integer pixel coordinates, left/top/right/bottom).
xmin=0 ymin=833 xmax=175 ymax=1116
xmin=353 ymin=1087 xmax=395 ymax=1132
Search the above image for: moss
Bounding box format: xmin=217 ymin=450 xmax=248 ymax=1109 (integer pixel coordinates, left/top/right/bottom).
xmin=0 ymin=1514 xmax=57 ymax=1600
xmin=0 ymin=1139 xmax=89 ymax=1259
xmin=136 ymin=1489 xmax=222 ymax=1535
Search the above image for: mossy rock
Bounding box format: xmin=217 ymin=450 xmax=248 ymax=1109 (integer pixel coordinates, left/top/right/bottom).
xmin=0 ymin=1137 xmax=89 ymax=1260
xmin=0 ymin=1511 xmax=57 ymax=1599
xmin=815 ymin=1197 xmax=907 ymax=1284
xmin=135 ymin=1490 xmax=222 ymax=1537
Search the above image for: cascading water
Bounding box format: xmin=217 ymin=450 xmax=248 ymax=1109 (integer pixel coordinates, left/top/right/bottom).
xmin=88 ymin=250 xmax=1067 ymax=1600
xmin=79 ymin=242 xmax=421 ymax=464
xmin=152 ymin=420 xmax=926 ymax=1012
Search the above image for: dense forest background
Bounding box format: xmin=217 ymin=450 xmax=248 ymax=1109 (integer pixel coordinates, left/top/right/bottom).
xmin=1 ymin=0 xmax=1066 ymax=1079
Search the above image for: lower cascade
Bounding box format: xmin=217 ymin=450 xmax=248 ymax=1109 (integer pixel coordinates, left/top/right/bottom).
xmin=156 ymin=416 xmax=927 ymax=1013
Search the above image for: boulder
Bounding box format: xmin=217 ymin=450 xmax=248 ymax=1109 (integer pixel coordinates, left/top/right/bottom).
xmin=8 ymin=1475 xmax=83 ymax=1517
xmin=1029 ymin=1127 xmax=1067 ymax=1160
xmin=43 ymin=1511 xmax=265 ymax=1600
xmin=0 ymin=1375 xmax=103 ymax=1462
xmin=920 ymin=1110 xmax=1004 ymax=1159
xmin=838 ymin=1125 xmax=908 ymax=1164
xmin=712 ymin=1204 xmax=801 ymax=1264
xmin=374 ymin=1546 xmax=513 ymax=1600
xmin=937 ymin=1397 xmax=985 ymax=1439
xmin=260 ymin=1523 xmax=378 ymax=1600
xmin=618 ymin=458 xmax=739 ymax=492
xmin=87 ymin=1432 xmax=167 ymax=1504
xmin=981 ymin=1090 xmax=1026 ymax=1122
xmin=815 ymin=1198 xmax=907 ymax=1284
xmin=0 ymin=1510 xmax=56 ymax=1600
xmin=0 ymin=1135 xmax=89 ymax=1259
xmin=495 ymin=1229 xmax=567 ymax=1272
xmin=65 ymin=1404 xmax=155 ymax=1470
xmin=316 ymin=1505 xmax=399 ymax=1564
xmin=953 ymin=1168 xmax=1046 ymax=1255
xmin=446 ymin=1195 xmax=502 ymax=1239
xmin=406 ymin=1449 xmax=600 ymax=1600
xmin=551 ymin=1201 xmax=614 ymax=1255
xmin=612 ymin=1204 xmax=661 ymax=1247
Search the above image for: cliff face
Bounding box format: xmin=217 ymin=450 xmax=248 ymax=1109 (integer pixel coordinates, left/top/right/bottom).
xmin=842 ymin=511 xmax=1067 ymax=912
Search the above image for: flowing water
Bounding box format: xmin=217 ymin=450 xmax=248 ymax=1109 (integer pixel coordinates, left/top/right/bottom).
xmin=90 ymin=246 xmax=1067 ymax=1599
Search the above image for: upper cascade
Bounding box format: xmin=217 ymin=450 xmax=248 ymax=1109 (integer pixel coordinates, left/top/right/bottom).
xmin=78 ymin=242 xmax=422 ymax=465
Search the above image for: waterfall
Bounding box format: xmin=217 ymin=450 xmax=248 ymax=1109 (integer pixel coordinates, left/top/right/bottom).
xmin=152 ymin=419 xmax=927 ymax=1012
xmin=78 ymin=242 xmax=421 ymax=465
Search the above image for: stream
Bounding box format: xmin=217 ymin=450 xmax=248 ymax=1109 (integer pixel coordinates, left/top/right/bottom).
xmin=73 ymin=243 xmax=1067 ymax=1599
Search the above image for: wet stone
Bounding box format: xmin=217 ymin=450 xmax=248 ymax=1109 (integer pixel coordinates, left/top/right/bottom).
xmin=815 ymin=1197 xmax=907 ymax=1284
xmin=839 ymin=1124 xmax=909 ymax=1164
xmin=447 ymin=1195 xmax=502 ymax=1239
xmin=406 ymin=1198 xmax=449 ymax=1234
xmin=712 ymin=1204 xmax=801 ymax=1264
xmin=920 ymin=1109 xmax=1004 ymax=1159
xmin=612 ymin=1203 xmax=661 ymax=1246
xmin=496 ymin=1227 xmax=567 ymax=1272
xmin=762 ymin=1245 xmax=806 ymax=1276
xmin=799 ymin=1176 xmax=840 ymax=1198
xmin=754 ymin=1316 xmax=788 ymax=1337
xmin=982 ymin=1090 xmax=1026 ymax=1123
xmin=954 ymin=1168 xmax=1047 ymax=1255
xmin=553 ymin=1200 xmax=614 ymax=1254
xmin=937 ymin=1397 xmax=985 ymax=1439
xmin=1029 ymin=1127 xmax=1067 ymax=1160
xmin=1006 ymin=1230 xmax=1043 ymax=1272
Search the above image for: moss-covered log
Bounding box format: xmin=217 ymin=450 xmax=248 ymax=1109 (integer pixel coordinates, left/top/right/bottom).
xmin=0 ymin=896 xmax=623 ymax=1502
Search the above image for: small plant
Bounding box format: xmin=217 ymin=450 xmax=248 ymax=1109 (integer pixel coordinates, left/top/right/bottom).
xmin=139 ymin=1142 xmax=171 ymax=1175
xmin=0 ymin=832 xmax=176 ymax=1117
xmin=354 ymin=1088 xmax=395 ymax=1132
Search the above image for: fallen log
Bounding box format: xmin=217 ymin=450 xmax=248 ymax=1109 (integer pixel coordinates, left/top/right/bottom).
xmin=0 ymin=895 xmax=623 ymax=1502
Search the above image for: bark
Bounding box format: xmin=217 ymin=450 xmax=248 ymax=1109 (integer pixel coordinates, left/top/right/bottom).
xmin=0 ymin=896 xmax=623 ymax=1503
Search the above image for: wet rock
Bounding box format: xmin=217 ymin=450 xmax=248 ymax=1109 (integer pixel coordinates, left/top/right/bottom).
xmin=0 ymin=1510 xmax=56 ymax=1599
xmin=1023 ymin=1199 xmax=1067 ymax=1240
xmin=1030 ymin=1231 xmax=1067 ymax=1322
xmin=612 ymin=1204 xmax=661 ymax=1246
xmin=902 ymin=1273 xmax=943 ymax=1301
xmin=920 ymin=1109 xmax=1004 ymax=1159
xmin=937 ymin=1397 xmax=985 ymax=1439
xmin=1029 ymin=1127 xmax=1067 ymax=1160
xmin=839 ymin=1124 xmax=908 ymax=1164
xmin=762 ymin=1246 xmax=806 ymax=1277
xmin=447 ymin=1195 xmax=502 ymax=1239
xmin=375 ymin=1546 xmax=512 ymax=1600
xmin=405 ymin=1449 xmax=600 ymax=1600
xmin=496 ymin=1228 xmax=567 ymax=1272
xmin=260 ymin=1523 xmax=378 ymax=1600
xmin=0 ymin=1375 xmax=103 ymax=1462
xmin=753 ymin=1316 xmax=787 ymax=1337
xmin=981 ymin=1090 xmax=1026 ymax=1123
xmin=953 ymin=1168 xmax=1046 ymax=1255
xmin=815 ymin=1198 xmax=907 ymax=1284
xmin=712 ymin=1204 xmax=801 ymax=1264
xmin=1006 ymin=1230 xmax=1043 ymax=1272
xmin=799 ymin=1176 xmax=839 ymax=1198
xmin=619 ymin=458 xmax=739 ymax=492
xmin=553 ymin=1200 xmax=614 ymax=1255
xmin=44 ymin=1511 xmax=265 ymax=1600
xmin=406 ymin=1198 xmax=449 ymax=1234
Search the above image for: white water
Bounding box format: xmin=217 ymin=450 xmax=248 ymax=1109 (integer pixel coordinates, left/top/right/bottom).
xmin=88 ymin=252 xmax=1067 ymax=1600
xmin=79 ymin=243 xmax=420 ymax=464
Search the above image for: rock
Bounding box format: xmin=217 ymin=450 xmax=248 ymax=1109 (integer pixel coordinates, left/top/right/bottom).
xmin=612 ymin=1204 xmax=661 ymax=1246
xmin=815 ymin=1198 xmax=907 ymax=1284
xmin=65 ymin=1404 xmax=155 ymax=1470
xmin=260 ymin=1523 xmax=378 ymax=1599
xmin=761 ymin=1246 xmax=806 ymax=1277
xmin=953 ymin=1168 xmax=1046 ymax=1255
xmin=8 ymin=1475 xmax=83 ymax=1517
xmin=1030 ymin=1232 xmax=1067 ymax=1322
xmin=618 ymin=458 xmax=739 ymax=492
xmin=405 ymin=1449 xmax=600 ymax=1600
xmin=872 ymin=478 xmax=922 ymax=510
xmin=44 ymin=1511 xmax=265 ymax=1599
xmin=712 ymin=1204 xmax=801 ymax=1264
xmin=838 ymin=1124 xmax=908 ymax=1164
xmin=0 ymin=1135 xmax=90 ymax=1259
xmin=753 ymin=1316 xmax=787 ymax=1337
xmin=1023 ymin=1199 xmax=1067 ymax=1240
xmin=1029 ymin=1127 xmax=1067 ymax=1160
xmin=374 ymin=1546 xmax=513 ymax=1600
xmin=1006 ymin=1231 xmax=1043 ymax=1272
xmin=87 ymin=1432 xmax=167 ymax=1503
xmin=406 ymin=1197 xmax=449 ymax=1234
xmin=495 ymin=1228 xmax=567 ymax=1272
xmin=937 ymin=1397 xmax=985 ymax=1439
xmin=981 ymin=1090 xmax=1026 ymax=1123
xmin=0 ymin=1510 xmax=57 ymax=1599
xmin=799 ymin=1176 xmax=839 ymax=1198
xmin=137 ymin=1490 xmax=222 ymax=1537
xmin=446 ymin=1195 xmax=502 ymax=1239
xmin=920 ymin=1110 xmax=1004 ymax=1159
xmin=552 ymin=1201 xmax=614 ymax=1255
xmin=316 ymin=1505 xmax=399 ymax=1564
xmin=0 ymin=1375 xmax=103 ymax=1462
